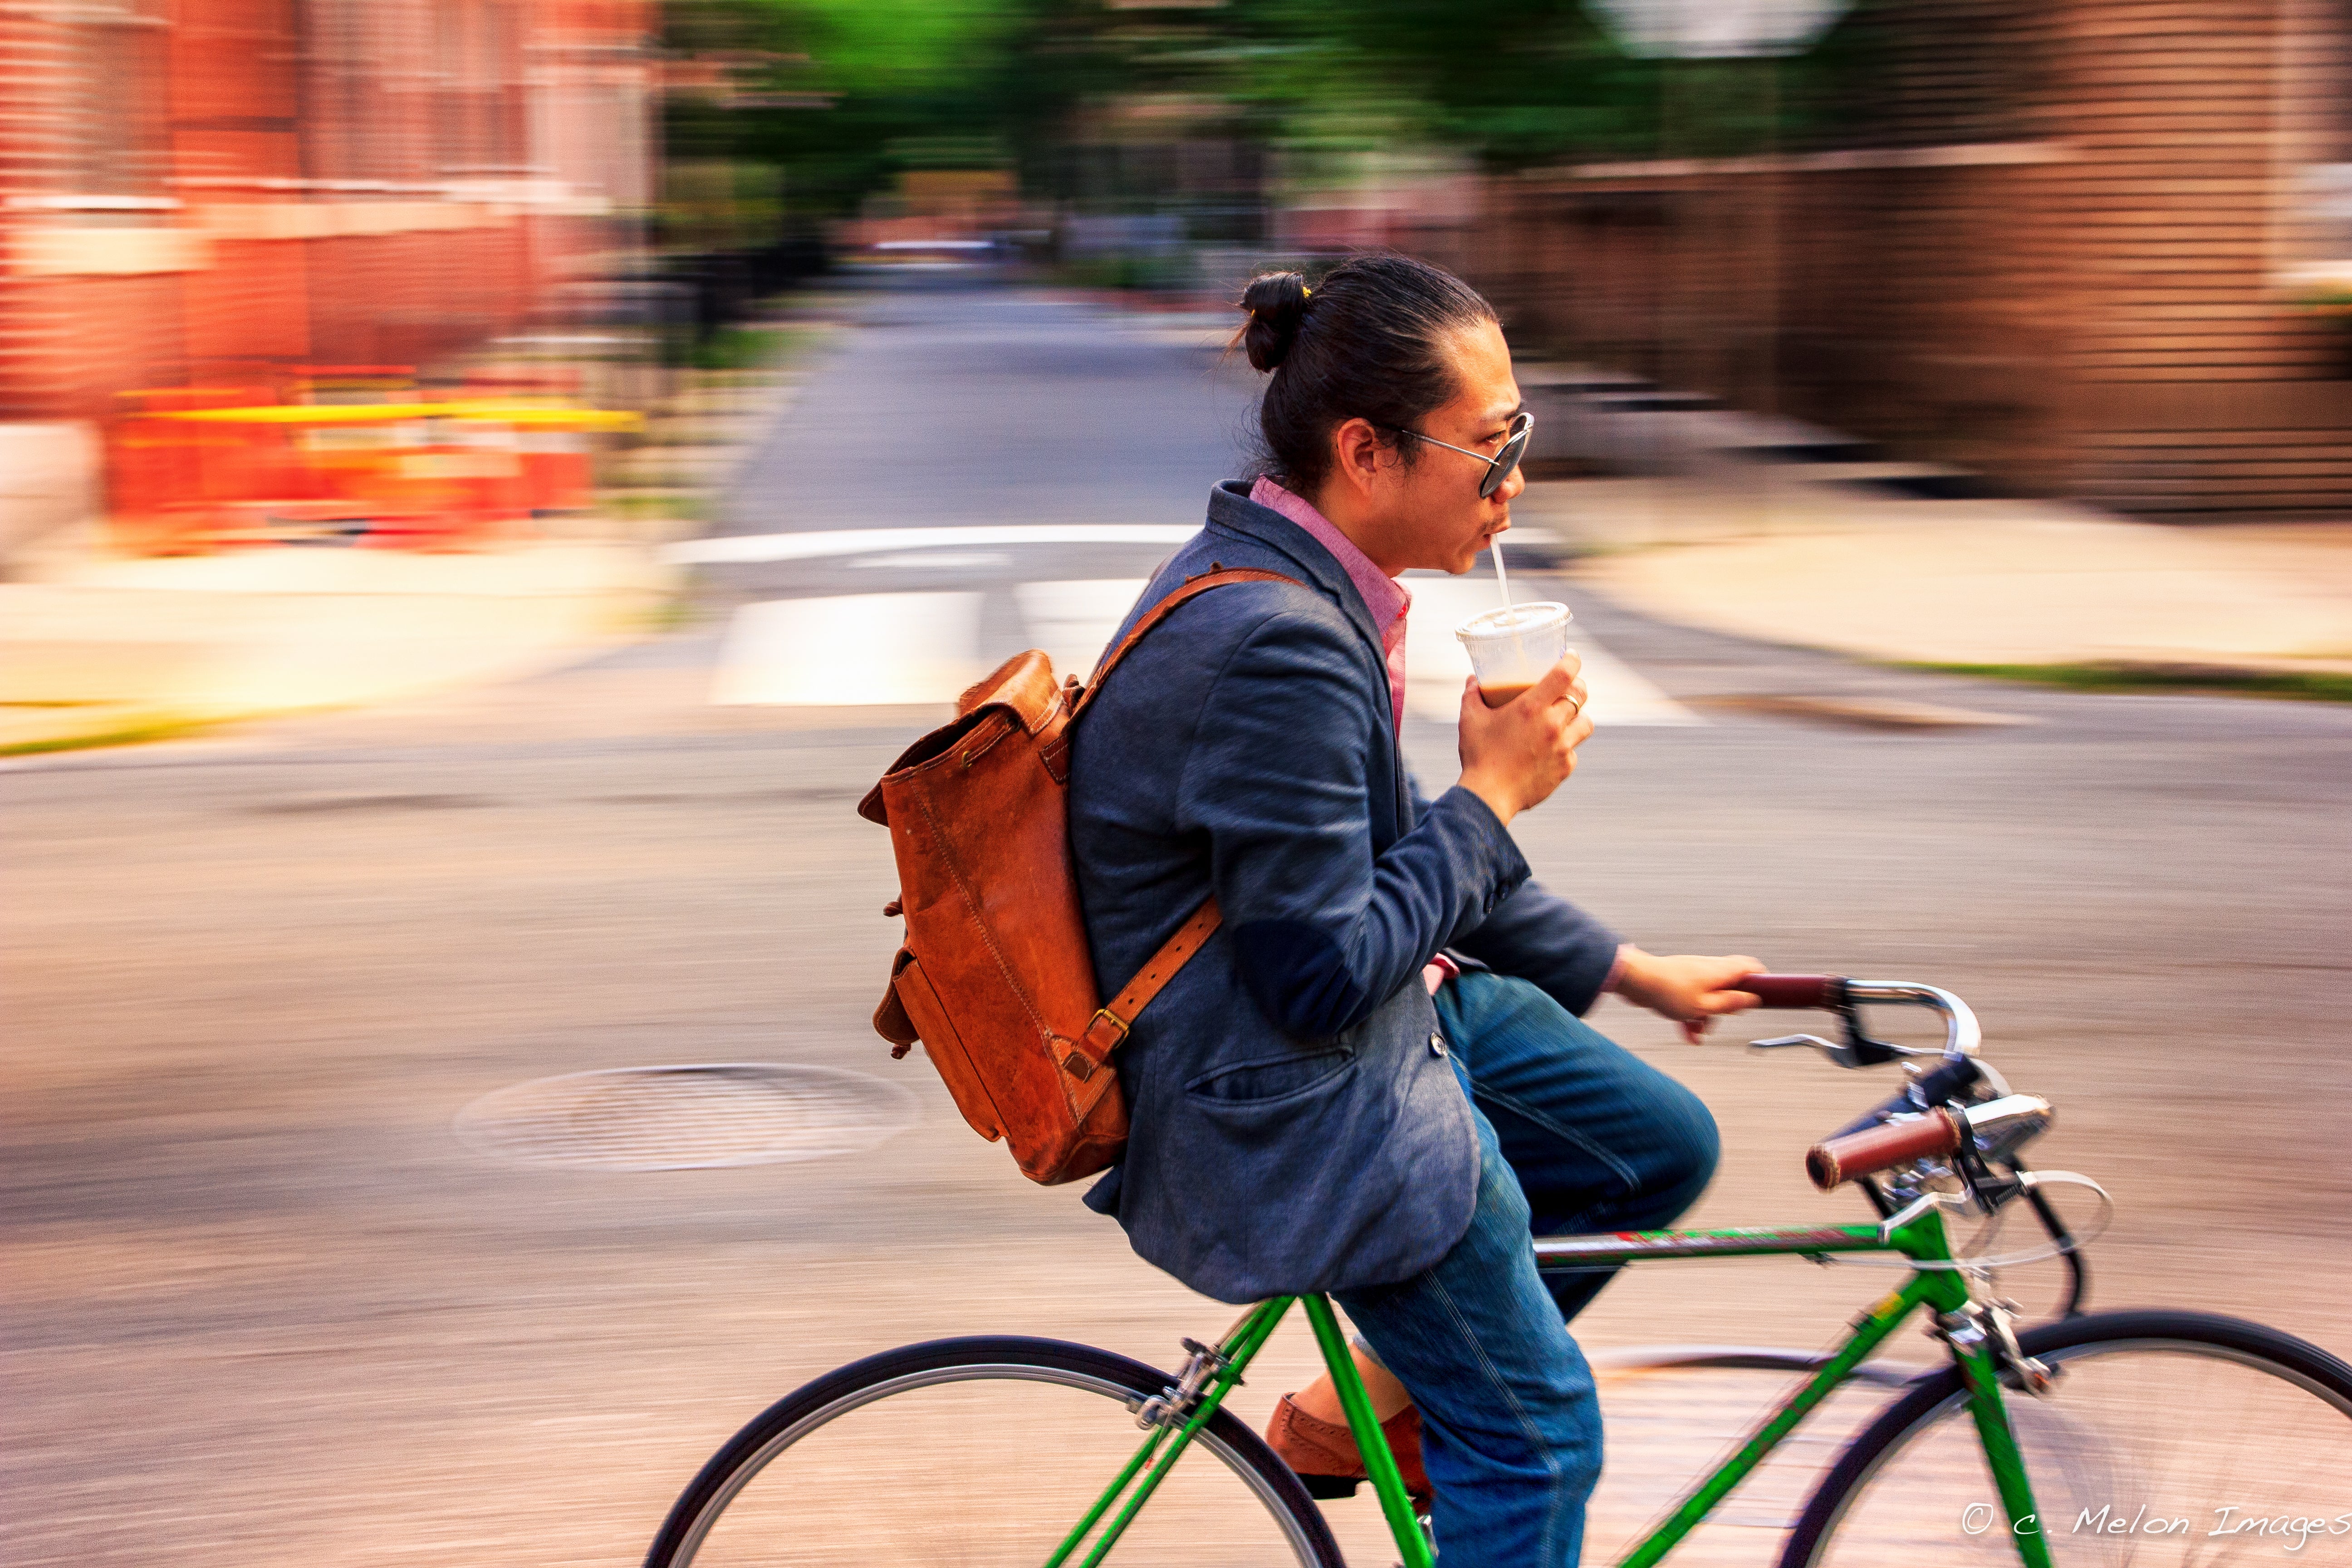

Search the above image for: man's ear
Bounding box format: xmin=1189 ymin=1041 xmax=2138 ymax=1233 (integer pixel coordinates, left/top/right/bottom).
xmin=1330 ymin=417 xmax=1382 ymax=498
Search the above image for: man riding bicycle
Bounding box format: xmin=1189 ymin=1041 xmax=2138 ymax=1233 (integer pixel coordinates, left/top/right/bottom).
xmin=1066 ymin=255 xmax=1768 ymax=1566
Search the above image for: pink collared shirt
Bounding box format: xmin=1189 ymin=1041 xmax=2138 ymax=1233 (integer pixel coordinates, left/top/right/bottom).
xmin=1249 ymin=475 xmax=1410 ymax=735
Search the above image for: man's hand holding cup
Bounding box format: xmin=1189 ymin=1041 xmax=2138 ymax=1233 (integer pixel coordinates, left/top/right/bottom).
xmin=1457 ymin=654 xmax=1592 ymax=825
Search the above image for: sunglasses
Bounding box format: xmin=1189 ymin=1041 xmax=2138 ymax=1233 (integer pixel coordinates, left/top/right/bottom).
xmin=1384 ymin=410 xmax=1534 ymax=499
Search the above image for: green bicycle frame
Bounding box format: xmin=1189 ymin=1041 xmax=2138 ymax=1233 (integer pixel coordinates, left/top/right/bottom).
xmin=1045 ymin=1203 xmax=2053 ymax=1568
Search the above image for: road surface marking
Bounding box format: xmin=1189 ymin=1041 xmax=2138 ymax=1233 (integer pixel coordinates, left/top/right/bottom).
xmin=1012 ymin=578 xmax=1148 ymax=683
xmin=665 ymin=524 xmax=1198 ymax=567
xmin=846 ymin=550 xmax=1013 ymax=571
xmin=710 ymin=592 xmax=985 ymax=706
xmin=714 ymin=580 xmax=1695 ymax=723
xmin=1401 ymin=578 xmax=1699 ymax=726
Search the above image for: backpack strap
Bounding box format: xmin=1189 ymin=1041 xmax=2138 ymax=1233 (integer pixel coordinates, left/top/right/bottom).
xmin=1076 ymin=895 xmax=1222 ymax=1065
xmin=1070 ymin=567 xmax=1300 ymax=718
xmin=1063 ymin=566 xmax=1300 ymax=1070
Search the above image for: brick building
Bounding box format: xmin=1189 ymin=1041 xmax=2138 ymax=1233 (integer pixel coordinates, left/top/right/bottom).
xmin=0 ymin=0 xmax=654 ymax=431
xmin=1474 ymin=0 xmax=2352 ymax=519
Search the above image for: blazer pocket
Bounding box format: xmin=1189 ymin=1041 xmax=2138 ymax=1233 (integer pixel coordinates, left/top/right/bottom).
xmin=1185 ymin=1047 xmax=1355 ymax=1108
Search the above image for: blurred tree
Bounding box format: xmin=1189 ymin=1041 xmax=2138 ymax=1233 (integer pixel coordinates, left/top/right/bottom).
xmin=1229 ymin=0 xmax=1880 ymax=165
xmin=662 ymin=0 xmax=1055 ymax=216
xmin=660 ymin=0 xmax=1876 ymax=221
xmin=1220 ymin=0 xmax=1657 ymax=164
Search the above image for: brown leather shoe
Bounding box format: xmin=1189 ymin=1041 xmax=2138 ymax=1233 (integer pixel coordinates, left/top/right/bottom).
xmin=1263 ymin=1392 xmax=1431 ymax=1502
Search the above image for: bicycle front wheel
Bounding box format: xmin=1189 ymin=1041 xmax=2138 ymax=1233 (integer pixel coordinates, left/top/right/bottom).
xmin=645 ymin=1335 xmax=1343 ymax=1568
xmin=1785 ymin=1308 xmax=2352 ymax=1566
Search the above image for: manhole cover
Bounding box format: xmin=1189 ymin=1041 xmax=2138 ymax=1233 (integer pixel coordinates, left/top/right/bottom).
xmin=454 ymin=1063 xmax=919 ymax=1171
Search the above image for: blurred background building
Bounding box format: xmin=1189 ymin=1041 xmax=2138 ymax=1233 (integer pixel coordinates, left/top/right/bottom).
xmin=10 ymin=0 xmax=2352 ymax=550
xmin=0 ymin=0 xmax=653 ymax=551
xmin=0 ymin=0 xmax=652 ymax=416
xmin=1482 ymin=0 xmax=2352 ymax=518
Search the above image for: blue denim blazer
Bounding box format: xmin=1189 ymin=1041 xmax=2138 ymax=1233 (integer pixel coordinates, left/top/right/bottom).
xmin=1068 ymin=481 xmax=1622 ymax=1302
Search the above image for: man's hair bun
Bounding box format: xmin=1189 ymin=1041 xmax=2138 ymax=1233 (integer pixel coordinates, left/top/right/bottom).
xmin=1237 ymin=271 xmax=1310 ymax=372
xmin=1237 ymin=253 xmax=1496 ymax=492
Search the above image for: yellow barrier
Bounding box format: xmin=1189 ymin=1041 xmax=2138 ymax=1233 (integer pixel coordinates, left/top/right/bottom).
xmin=147 ymin=400 xmax=643 ymax=431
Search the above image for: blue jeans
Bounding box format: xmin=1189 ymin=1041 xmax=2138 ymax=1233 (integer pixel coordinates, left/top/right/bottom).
xmin=1333 ymin=971 xmax=1721 ymax=1568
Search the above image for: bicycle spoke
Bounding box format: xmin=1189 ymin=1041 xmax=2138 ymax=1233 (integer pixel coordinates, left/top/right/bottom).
xmin=1803 ymin=1334 xmax=2352 ymax=1566
xmin=669 ymin=1365 xmax=1318 ymax=1568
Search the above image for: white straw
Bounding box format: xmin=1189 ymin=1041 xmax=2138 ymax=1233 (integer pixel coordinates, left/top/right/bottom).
xmin=1489 ymin=533 xmax=1529 ymax=678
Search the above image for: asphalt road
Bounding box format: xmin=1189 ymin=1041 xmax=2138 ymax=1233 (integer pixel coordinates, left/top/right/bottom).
xmin=8 ymin=278 xmax=2352 ymax=1568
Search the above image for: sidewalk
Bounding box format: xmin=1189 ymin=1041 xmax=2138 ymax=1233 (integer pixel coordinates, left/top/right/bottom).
xmin=1516 ymin=476 xmax=2352 ymax=687
xmin=0 ymin=300 xmax=837 ymax=758
xmin=0 ymin=539 xmax=678 ymax=755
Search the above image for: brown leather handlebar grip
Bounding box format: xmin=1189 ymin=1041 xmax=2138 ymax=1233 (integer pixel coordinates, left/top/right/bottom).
xmin=1806 ymin=1108 xmax=1965 ymax=1189
xmin=1740 ymin=973 xmax=1847 ymax=1010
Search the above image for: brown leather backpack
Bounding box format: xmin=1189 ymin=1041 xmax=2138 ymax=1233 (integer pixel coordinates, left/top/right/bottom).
xmin=859 ymin=568 xmax=1295 ymax=1185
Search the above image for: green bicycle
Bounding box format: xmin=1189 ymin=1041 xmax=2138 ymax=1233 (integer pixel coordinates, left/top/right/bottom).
xmin=644 ymin=975 xmax=2352 ymax=1567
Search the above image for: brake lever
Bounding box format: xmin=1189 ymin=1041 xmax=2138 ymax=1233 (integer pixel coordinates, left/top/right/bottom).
xmin=1749 ymin=1031 xmax=1939 ymax=1070
xmin=1836 ymin=998 xmax=1916 ymax=1066
xmin=1750 ymin=1033 xmax=1870 ymax=1070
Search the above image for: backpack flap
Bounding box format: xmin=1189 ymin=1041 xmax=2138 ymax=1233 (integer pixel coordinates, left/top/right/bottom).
xmin=955 ymin=648 xmax=1064 ymax=731
xmin=858 ymin=650 xmax=1070 ymax=825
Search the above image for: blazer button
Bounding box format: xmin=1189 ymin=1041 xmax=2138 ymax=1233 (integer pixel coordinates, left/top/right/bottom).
xmin=1429 ymin=1032 xmax=1448 ymax=1058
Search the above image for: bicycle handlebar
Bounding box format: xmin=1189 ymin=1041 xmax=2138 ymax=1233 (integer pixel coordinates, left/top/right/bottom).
xmin=1743 ymin=975 xmax=1983 ymax=1058
xmin=1806 ymin=1110 xmax=1963 ymax=1188
xmin=1738 ymin=974 xmax=1847 ymax=1009
xmin=1807 ymin=1094 xmax=2053 ymax=1189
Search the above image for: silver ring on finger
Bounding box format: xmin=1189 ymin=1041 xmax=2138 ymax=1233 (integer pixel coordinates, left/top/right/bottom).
xmin=1565 ymin=695 xmax=1584 ymax=719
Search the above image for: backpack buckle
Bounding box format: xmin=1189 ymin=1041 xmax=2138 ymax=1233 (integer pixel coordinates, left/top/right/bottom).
xmin=1082 ymin=1008 xmax=1129 ymax=1057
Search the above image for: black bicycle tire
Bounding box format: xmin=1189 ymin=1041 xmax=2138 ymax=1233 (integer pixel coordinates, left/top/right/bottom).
xmin=1779 ymin=1308 xmax=2352 ymax=1568
xmin=643 ymin=1333 xmax=1346 ymax=1568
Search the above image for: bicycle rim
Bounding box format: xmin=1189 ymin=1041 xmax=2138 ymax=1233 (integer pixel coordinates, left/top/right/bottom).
xmin=646 ymin=1337 xmax=1339 ymax=1568
xmin=1788 ymin=1310 xmax=2352 ymax=1566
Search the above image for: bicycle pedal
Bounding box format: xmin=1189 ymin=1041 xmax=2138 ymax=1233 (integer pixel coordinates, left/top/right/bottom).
xmin=1298 ymin=1473 xmax=1362 ymax=1499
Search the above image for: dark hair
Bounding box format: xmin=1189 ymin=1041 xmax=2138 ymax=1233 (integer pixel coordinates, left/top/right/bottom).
xmin=1234 ymin=255 xmax=1499 ymax=494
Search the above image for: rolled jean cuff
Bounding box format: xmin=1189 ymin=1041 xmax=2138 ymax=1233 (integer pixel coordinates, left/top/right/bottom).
xmin=1351 ymin=1332 xmax=1389 ymax=1373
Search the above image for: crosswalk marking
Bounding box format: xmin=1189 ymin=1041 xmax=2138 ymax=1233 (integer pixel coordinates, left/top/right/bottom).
xmin=664 ymin=524 xmax=1198 ymax=568
xmin=712 ymin=581 xmax=1698 ymax=725
xmin=1011 ymin=579 xmax=1148 ymax=684
xmin=711 ymin=592 xmax=985 ymax=706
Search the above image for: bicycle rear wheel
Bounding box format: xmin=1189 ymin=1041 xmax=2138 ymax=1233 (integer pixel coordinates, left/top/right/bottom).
xmin=1784 ymin=1309 xmax=2352 ymax=1566
xmin=644 ymin=1335 xmax=1343 ymax=1568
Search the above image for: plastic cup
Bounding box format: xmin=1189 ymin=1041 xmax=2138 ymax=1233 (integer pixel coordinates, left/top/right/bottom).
xmin=1455 ymin=602 xmax=1572 ymax=708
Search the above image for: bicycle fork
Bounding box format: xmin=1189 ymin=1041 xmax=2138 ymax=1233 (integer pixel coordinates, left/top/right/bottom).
xmin=1041 ymin=1298 xmax=1298 ymax=1568
xmin=1039 ymin=1295 xmax=1435 ymax=1568
xmin=1936 ymin=1290 xmax=2058 ymax=1568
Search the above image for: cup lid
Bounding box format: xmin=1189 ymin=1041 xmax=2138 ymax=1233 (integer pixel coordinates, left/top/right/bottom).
xmin=1455 ymin=601 xmax=1571 ymax=640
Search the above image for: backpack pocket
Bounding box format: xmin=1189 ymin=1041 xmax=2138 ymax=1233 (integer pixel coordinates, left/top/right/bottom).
xmin=874 ymin=947 xmax=921 ymax=1056
xmin=892 ymin=953 xmax=1007 ymax=1143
